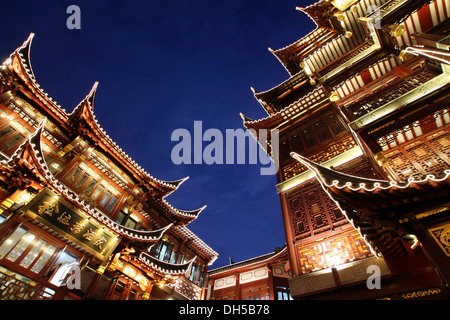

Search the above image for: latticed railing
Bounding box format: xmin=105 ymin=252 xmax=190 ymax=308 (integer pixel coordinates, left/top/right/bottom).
xmin=172 ymin=276 xmax=203 ymax=300
xmin=318 ymin=41 xmax=373 ymax=77
xmin=347 ymin=61 xmax=440 ymax=118
xmin=0 ymin=269 xmax=54 ymax=300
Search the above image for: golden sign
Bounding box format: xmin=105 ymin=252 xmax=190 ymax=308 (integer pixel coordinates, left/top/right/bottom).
xmin=22 ymin=188 xmax=120 ymax=260
xmin=429 ymin=222 xmax=450 ymax=257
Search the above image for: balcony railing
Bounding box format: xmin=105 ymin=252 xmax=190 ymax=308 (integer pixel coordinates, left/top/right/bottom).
xmin=0 ymin=268 xmax=55 ymax=300
xmin=172 ymin=276 xmax=203 ymax=300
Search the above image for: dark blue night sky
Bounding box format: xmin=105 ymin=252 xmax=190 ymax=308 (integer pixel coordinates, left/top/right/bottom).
xmin=2 ymin=0 xmax=316 ymax=269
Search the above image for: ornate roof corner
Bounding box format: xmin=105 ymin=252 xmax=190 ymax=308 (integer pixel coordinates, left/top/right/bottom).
xmin=9 ymin=33 xmax=35 ymax=79
xmin=160 ymin=176 xmax=190 ymax=198
xmin=290 ymin=151 xmax=394 ymax=190
xmin=239 ymin=112 xmax=255 ymax=126
xmin=6 ymin=34 xmax=68 ymax=120
xmin=138 ymin=252 xmax=197 ymax=277
xmin=166 ymin=176 xmax=190 ymax=188
xmin=69 ymin=81 xmax=99 ymax=123
xmin=153 ymin=197 xmax=207 ymax=225
xmin=6 ymin=118 xmax=52 ymax=183
xmin=290 ymin=152 xmax=450 ymax=258
xmin=295 ymin=1 xmax=334 ymax=29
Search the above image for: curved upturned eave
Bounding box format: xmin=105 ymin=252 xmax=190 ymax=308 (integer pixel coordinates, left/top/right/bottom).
xmin=289 ymin=152 xmax=450 ymax=194
xmin=4 ymin=119 xmax=173 ymax=243
xmin=6 ymin=34 xmax=186 ymax=198
xmin=290 ymin=152 xmax=394 ymax=190
xmin=67 ymin=83 xmax=187 ymax=196
xmin=7 ymin=33 xmax=69 ymax=124
xmin=152 ymin=196 xmax=207 ymax=225
xmin=138 ymin=252 xmax=196 ymax=276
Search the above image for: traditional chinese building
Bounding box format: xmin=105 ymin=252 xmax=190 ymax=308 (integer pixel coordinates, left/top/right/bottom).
xmin=241 ymin=0 xmax=450 ymax=299
xmin=0 ymin=34 xmax=218 ymax=300
xmin=207 ymin=246 xmax=291 ymax=300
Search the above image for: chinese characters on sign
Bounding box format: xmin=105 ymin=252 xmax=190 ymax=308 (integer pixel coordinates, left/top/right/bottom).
xmin=26 ymin=190 xmax=118 ymax=259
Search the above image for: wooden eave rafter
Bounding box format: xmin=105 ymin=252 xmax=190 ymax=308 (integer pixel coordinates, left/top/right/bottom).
xmin=253 ymin=71 xmax=311 ymax=112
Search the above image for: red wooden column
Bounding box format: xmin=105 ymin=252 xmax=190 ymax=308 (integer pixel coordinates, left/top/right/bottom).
xmin=268 ymin=268 xmax=275 ymax=300
xmin=233 ymin=274 xmax=241 ymax=300
xmin=279 ymin=192 xmax=301 ymax=277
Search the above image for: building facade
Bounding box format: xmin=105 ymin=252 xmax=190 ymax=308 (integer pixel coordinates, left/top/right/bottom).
xmin=242 ymin=0 xmax=450 ymax=299
xmin=0 ymin=34 xmax=218 ymax=300
xmin=207 ymin=246 xmax=291 ymax=300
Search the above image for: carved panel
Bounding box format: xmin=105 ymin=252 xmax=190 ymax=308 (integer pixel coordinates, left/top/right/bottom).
xmin=282 ymin=136 xmax=357 ymax=180
xmin=429 ymin=222 xmax=450 ymax=257
xmin=297 ymin=230 xmax=372 ymax=274
xmin=289 ymin=269 xmax=335 ymax=297
xmin=384 ymin=128 xmax=450 ymax=180
xmin=288 ymin=182 xmax=347 ymax=239
xmin=385 ymin=149 xmax=421 ymax=181
xmin=429 ymin=131 xmax=450 ymax=158
xmin=289 ymin=256 xmax=389 ymax=297
xmin=239 ymin=267 xmax=269 ymax=284
xmin=338 ymin=256 xmax=390 ymax=285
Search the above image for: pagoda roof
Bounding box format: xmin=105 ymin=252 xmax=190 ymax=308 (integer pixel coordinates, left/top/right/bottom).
xmin=173 ymin=225 xmax=219 ymax=265
xmin=5 ymin=34 xmax=189 ymax=198
xmin=242 ymin=86 xmax=328 ymax=132
xmin=3 ymin=34 xmax=208 ymax=225
xmin=152 ymin=197 xmax=207 ymax=225
xmin=290 ymin=152 xmax=450 ymax=258
xmin=270 ymin=28 xmax=338 ymax=76
xmin=6 ymin=34 xmax=69 ymax=125
xmin=2 ymin=118 xmax=174 ymax=243
xmin=137 ymin=252 xmax=196 ymax=277
xmin=252 ymin=71 xmax=311 ymax=114
xmin=296 ymin=0 xmax=335 ymax=29
xmin=68 ymin=82 xmax=187 ymax=197
xmin=68 ymin=83 xmax=205 ymax=226
xmin=209 ymin=245 xmax=288 ymax=276
xmin=291 ymin=151 xmax=450 ymax=196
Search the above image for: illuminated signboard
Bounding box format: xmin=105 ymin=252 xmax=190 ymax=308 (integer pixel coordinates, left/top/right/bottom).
xmin=22 ymin=188 xmax=120 ymax=260
xmin=115 ymin=259 xmax=151 ymax=291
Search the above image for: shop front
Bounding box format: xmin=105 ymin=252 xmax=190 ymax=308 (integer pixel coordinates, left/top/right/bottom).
xmin=0 ymin=188 xmax=120 ymax=300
